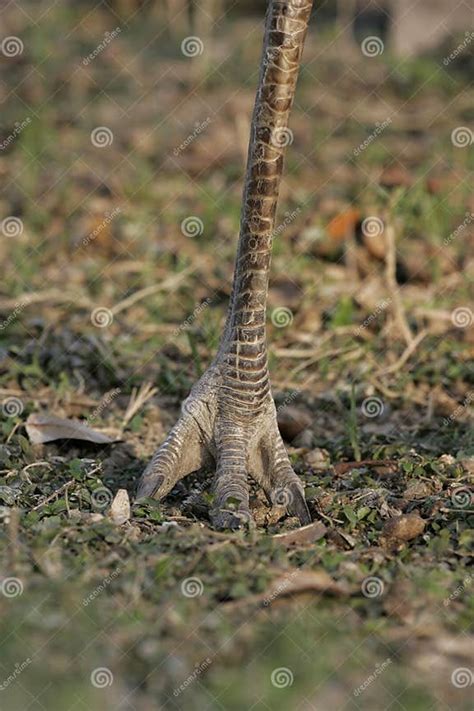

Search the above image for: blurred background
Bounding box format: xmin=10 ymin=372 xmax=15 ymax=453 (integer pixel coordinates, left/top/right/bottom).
xmin=0 ymin=1 xmax=473 ymax=710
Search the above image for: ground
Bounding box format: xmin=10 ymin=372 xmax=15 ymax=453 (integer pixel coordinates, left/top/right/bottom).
xmin=0 ymin=2 xmax=473 ymax=710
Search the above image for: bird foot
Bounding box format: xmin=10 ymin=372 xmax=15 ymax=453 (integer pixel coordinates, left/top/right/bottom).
xmin=136 ymin=366 xmax=311 ymax=530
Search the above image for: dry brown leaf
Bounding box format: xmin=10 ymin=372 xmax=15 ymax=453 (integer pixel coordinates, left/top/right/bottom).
xmin=109 ymin=488 xmax=130 ymax=525
xmin=262 ymin=568 xmax=349 ymax=603
xmin=26 ymin=413 xmax=115 ymax=445
xmin=272 ymin=521 xmax=327 ymax=548
xmin=381 ymin=514 xmax=426 ymax=547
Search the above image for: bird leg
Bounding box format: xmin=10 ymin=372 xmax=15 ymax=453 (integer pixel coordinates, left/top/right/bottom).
xmin=137 ymin=0 xmax=314 ymax=528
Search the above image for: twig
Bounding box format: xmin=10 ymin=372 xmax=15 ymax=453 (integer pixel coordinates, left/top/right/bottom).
xmin=31 ymin=479 xmax=75 ymax=511
xmin=376 ymin=329 xmax=428 ymax=376
xmin=120 ymin=382 xmax=158 ymax=431
xmin=111 ymin=267 xmax=193 ymax=316
xmin=385 ymin=222 xmax=414 ymax=347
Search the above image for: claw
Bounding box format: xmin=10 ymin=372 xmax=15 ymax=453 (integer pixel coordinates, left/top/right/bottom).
xmin=136 ymin=473 xmax=164 ymax=500
xmin=210 ymin=506 xmax=255 ymax=531
xmin=287 ymin=482 xmax=312 ymax=526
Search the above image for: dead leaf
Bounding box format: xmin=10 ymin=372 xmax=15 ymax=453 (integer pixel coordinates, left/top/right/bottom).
xmin=109 ymin=488 xmax=130 ymax=525
xmin=333 ymin=459 xmax=398 ymax=476
xmin=262 ymin=568 xmax=349 ymax=604
xmin=272 ymin=521 xmax=327 ymax=547
xmin=277 ymin=406 xmax=312 ymax=441
xmin=381 ymin=514 xmax=426 ymax=547
xmin=25 ymin=413 xmax=115 ymax=445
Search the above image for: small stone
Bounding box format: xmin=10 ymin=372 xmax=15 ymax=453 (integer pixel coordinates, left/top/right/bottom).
xmin=304 ymin=447 xmax=331 ymax=470
xmin=109 ymin=488 xmax=130 ymax=525
xmin=277 ymin=406 xmax=312 ymax=441
xmin=381 ymin=514 xmax=425 ymax=546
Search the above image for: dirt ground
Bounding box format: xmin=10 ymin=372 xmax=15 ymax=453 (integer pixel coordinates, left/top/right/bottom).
xmin=0 ymin=2 xmax=473 ymax=710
